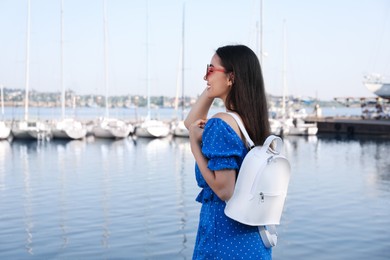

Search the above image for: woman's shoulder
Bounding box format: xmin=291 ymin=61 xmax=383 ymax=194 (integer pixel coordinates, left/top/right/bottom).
xmin=202 ymin=114 xmax=247 ymax=156
xmin=203 ymin=113 xmax=244 ymax=143
xmin=210 ymin=112 xmax=242 ymax=139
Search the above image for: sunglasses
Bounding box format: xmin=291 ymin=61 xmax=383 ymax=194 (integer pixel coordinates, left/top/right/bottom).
xmin=205 ymin=64 xmax=226 ymax=79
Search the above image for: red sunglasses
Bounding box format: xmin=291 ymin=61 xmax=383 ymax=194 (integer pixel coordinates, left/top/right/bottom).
xmin=205 ymin=64 xmax=226 ymax=79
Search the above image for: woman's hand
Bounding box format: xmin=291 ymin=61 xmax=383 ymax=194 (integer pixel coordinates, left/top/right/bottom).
xmin=188 ymin=119 xmax=206 ymax=144
xmin=184 ymin=88 xmax=214 ymax=130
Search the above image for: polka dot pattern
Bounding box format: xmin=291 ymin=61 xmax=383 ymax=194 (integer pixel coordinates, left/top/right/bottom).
xmin=193 ymin=118 xmax=272 ymax=259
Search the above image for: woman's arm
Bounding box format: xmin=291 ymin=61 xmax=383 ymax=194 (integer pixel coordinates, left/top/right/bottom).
xmin=188 ymin=119 xmax=237 ymax=201
xmin=184 ymin=88 xmax=214 ymax=130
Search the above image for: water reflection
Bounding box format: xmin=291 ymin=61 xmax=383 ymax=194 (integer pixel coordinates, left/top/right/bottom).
xmin=315 ymin=135 xmax=390 ymax=190
xmin=9 ymin=140 xmax=51 ymax=256
xmin=53 ymin=139 xmax=88 ymax=249
xmin=92 ymin=137 xmax=136 ymax=250
xmin=171 ymin=137 xmax=190 ymax=256
xmin=356 ymin=138 xmax=390 ymax=193
xmin=54 ymin=140 xmax=68 ymax=249
xmin=283 ymin=135 xmax=320 ymax=165
xmin=98 ymin=139 xmax=112 ymax=249
xmin=284 ymin=135 xmax=319 ymax=150
xmin=19 ymin=142 xmax=33 ymax=255
xmin=0 ymin=140 xmax=11 ymax=191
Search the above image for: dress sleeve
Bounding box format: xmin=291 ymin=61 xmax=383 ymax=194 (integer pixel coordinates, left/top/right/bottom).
xmin=202 ymin=118 xmax=246 ymax=171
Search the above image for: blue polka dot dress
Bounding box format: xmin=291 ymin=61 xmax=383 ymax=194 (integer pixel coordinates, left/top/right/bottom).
xmin=193 ymin=118 xmax=272 ymax=260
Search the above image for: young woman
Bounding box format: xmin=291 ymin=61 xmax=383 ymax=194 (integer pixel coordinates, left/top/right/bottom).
xmin=184 ymin=45 xmax=271 ymax=259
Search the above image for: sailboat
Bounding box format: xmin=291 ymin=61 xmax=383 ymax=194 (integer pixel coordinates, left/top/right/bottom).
xmin=277 ymin=20 xmax=317 ymax=136
xmin=52 ymin=0 xmax=87 ymax=140
xmin=11 ymin=0 xmax=51 ymax=140
xmin=0 ymin=84 xmax=11 ymax=140
xmin=134 ymin=0 xmax=170 ymax=138
xmin=172 ymin=3 xmax=189 ymax=138
xmin=284 ymin=118 xmax=318 ymax=136
xmin=92 ymin=0 xmax=133 ymax=139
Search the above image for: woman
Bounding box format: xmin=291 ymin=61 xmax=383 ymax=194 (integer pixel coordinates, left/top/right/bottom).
xmin=184 ymin=45 xmax=271 ymax=259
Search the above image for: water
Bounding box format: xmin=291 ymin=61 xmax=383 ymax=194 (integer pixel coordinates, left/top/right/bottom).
xmin=1 ymin=107 xmax=390 ymax=259
xmin=0 ymin=105 xmax=362 ymax=122
xmin=276 ymin=135 xmax=390 ymax=259
xmin=0 ymin=137 xmax=199 ymax=259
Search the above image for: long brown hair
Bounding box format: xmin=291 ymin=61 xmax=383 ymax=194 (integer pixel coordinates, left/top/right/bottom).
xmin=216 ymin=45 xmax=270 ymax=145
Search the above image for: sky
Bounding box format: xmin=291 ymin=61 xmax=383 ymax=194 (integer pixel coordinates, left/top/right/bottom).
xmin=0 ymin=0 xmax=389 ymax=101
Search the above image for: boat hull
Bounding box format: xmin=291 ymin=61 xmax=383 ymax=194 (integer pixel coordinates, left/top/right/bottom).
xmin=51 ymin=119 xmax=87 ymax=140
xmin=12 ymin=121 xmax=51 ymax=140
xmin=135 ymin=126 xmax=170 ymax=138
xmin=363 ymin=75 xmax=390 ymax=99
xmin=171 ymin=121 xmax=189 ymax=137
xmin=286 ymin=124 xmax=318 ymax=136
xmin=52 ymin=129 xmax=87 ymax=140
xmin=285 ymin=118 xmax=318 ymax=136
xmin=0 ymin=122 xmax=11 ymax=140
xmin=92 ymin=118 xmax=133 ymax=139
xmin=364 ymin=82 xmax=390 ymax=99
xmin=135 ymin=120 xmax=170 ymax=138
xmin=93 ymin=127 xmax=131 ymax=139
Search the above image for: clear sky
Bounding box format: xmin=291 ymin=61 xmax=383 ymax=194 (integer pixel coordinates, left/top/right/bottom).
xmin=1 ymin=0 xmax=389 ymax=101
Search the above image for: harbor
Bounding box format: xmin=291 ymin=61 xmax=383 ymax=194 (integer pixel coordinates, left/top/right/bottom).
xmin=2 ymin=99 xmax=390 ymax=142
xmin=1 ymin=125 xmax=389 ymax=259
xmin=1 ymin=1 xmax=389 ymax=259
xmin=305 ymin=96 xmax=390 ymax=137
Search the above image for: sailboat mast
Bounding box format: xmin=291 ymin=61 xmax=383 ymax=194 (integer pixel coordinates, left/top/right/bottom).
xmin=1 ymin=84 xmax=4 ymax=118
xmin=173 ymin=48 xmax=181 ymax=117
xmin=103 ymin=0 xmax=109 ymax=118
xmin=259 ymin=0 xmax=263 ymax=65
xmin=282 ymin=19 xmax=287 ymax=120
xmin=180 ymin=3 xmax=185 ymax=120
xmin=61 ymin=0 xmax=65 ymax=119
xmin=146 ymin=0 xmax=151 ymax=119
xmin=24 ymin=0 xmax=31 ymax=121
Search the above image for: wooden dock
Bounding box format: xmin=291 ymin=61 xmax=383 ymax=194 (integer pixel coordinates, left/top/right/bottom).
xmin=305 ymin=117 xmax=390 ymax=137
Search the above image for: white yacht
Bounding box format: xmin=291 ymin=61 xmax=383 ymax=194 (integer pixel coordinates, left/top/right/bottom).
xmin=91 ymin=0 xmax=134 ymax=140
xmin=363 ymin=74 xmax=390 ymax=99
xmin=171 ymin=120 xmax=189 ymax=138
xmin=11 ymin=0 xmax=51 ymax=141
xmin=171 ymin=4 xmax=189 ymax=138
xmin=52 ymin=118 xmax=87 ymax=140
xmin=51 ymin=2 xmax=87 ymax=141
xmin=284 ymin=118 xmax=318 ymax=136
xmin=134 ymin=2 xmax=170 ymax=139
xmin=134 ymin=119 xmax=170 ymax=138
xmin=12 ymin=120 xmax=51 ymax=140
xmin=93 ymin=118 xmax=133 ymax=139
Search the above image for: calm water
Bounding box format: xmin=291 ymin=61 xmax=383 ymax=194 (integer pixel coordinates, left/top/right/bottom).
xmin=0 ymin=105 xmax=362 ymax=122
xmin=1 ymin=107 xmax=390 ymax=259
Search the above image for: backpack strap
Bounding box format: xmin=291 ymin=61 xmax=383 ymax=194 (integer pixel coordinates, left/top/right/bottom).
xmin=227 ymin=112 xmax=283 ymax=154
xmin=263 ymin=135 xmax=283 ymax=155
xmin=226 ymin=112 xmax=254 ymax=148
xmin=258 ymin=225 xmax=278 ymax=248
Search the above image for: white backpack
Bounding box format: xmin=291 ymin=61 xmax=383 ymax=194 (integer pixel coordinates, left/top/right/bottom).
xmin=224 ymin=112 xmax=291 ymax=248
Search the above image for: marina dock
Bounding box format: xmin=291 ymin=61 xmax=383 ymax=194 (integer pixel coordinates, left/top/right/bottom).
xmin=305 ymin=117 xmax=390 ymax=137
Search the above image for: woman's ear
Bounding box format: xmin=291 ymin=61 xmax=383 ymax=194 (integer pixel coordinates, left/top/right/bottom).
xmin=229 ymin=72 xmax=235 ymax=85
